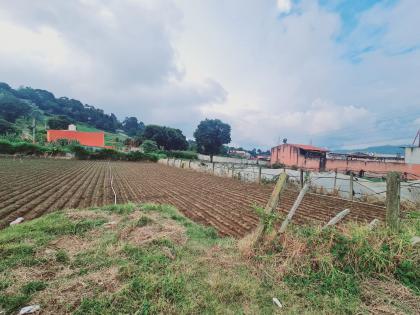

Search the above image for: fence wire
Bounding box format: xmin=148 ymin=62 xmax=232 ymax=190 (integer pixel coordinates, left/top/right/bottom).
xmin=162 ymin=158 xmax=420 ymax=206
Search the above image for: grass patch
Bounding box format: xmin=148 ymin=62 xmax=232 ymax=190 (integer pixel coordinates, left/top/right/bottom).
xmin=55 ymin=250 xmax=70 ymax=264
xmin=0 ymin=212 xmax=106 ymax=273
xmin=136 ymin=215 xmax=153 ymax=227
xmin=251 ymin=211 xmax=420 ymax=313
xmin=100 ymin=202 xmax=136 ymax=215
xmin=20 ymin=281 xmax=47 ymax=295
xmin=0 ymin=204 xmax=418 ymax=314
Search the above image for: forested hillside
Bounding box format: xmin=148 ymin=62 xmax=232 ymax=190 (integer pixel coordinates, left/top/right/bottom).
xmin=0 ymin=82 xmax=190 ymax=151
xmin=0 ymin=82 xmax=120 ymax=132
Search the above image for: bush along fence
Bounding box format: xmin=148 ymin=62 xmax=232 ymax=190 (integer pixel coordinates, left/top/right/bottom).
xmin=159 ymin=157 xmax=420 ymax=207
xmin=0 ymin=139 xmax=160 ymax=162
xmin=0 ymin=139 xmax=68 ymax=156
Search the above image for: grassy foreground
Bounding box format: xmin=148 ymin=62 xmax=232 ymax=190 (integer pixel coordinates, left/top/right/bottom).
xmin=0 ymin=204 xmax=419 ymax=314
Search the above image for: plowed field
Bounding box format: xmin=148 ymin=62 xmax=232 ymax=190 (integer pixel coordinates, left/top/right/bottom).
xmin=0 ymin=158 xmax=386 ymax=237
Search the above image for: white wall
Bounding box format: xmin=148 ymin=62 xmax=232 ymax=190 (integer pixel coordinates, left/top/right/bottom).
xmin=197 ymin=153 xmax=268 ymax=165
xmin=405 ymin=147 xmax=420 ymax=164
xmin=158 ymin=157 xmax=420 ymax=205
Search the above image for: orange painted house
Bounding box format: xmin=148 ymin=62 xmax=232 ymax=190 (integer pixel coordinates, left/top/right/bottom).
xmin=271 ymin=143 xmax=420 ymax=178
xmin=47 ymin=130 xmax=105 ymax=147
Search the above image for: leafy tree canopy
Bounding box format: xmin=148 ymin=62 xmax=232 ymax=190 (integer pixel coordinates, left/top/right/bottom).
xmin=193 ymin=119 xmax=231 ymax=160
xmin=140 ymin=139 xmax=159 ymax=153
xmin=0 ymin=82 xmax=121 ymax=132
xmin=122 ymin=117 xmax=145 ymax=136
xmin=47 ymin=116 xmax=74 ymax=130
xmin=0 ymin=93 xmax=32 ymax=122
xmin=141 ymin=125 xmax=188 ymax=151
xmin=0 ymin=118 xmax=17 ymax=134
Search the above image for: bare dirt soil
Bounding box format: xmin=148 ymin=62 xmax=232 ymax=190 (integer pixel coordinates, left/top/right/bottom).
xmin=0 ymin=158 xmax=386 ymax=237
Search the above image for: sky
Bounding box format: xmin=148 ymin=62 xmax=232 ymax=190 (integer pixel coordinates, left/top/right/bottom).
xmin=0 ymin=0 xmax=419 ymax=150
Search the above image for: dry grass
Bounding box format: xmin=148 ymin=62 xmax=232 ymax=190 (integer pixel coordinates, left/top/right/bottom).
xmin=361 ymin=278 xmax=420 ymax=314
xmin=1 ymin=203 xmax=418 ymax=314
xmin=33 ymin=267 xmax=121 ymax=315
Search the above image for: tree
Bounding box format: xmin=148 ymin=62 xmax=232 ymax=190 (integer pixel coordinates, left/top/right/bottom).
xmin=122 ymin=117 xmax=145 ymax=136
xmin=188 ymin=140 xmax=197 ymax=152
xmin=0 ymin=94 xmax=32 ymax=122
xmin=0 ymin=118 xmax=16 ymax=134
xmin=193 ymin=119 xmax=231 ymax=162
xmin=140 ymin=140 xmax=159 ymax=153
xmin=0 ymin=82 xmax=12 ymax=92
xmin=47 ymin=116 xmax=73 ymax=129
xmin=142 ymin=125 xmax=188 ymax=150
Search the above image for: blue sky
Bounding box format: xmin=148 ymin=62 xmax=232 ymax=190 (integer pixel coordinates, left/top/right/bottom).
xmin=0 ymin=0 xmax=419 ymax=150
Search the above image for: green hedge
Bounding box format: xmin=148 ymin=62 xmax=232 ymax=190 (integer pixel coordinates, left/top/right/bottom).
xmin=0 ymin=139 xmax=67 ymax=155
xmin=159 ymin=150 xmax=198 ymax=160
xmin=0 ymin=140 xmax=159 ymax=162
xmin=72 ymin=146 xmax=159 ymax=162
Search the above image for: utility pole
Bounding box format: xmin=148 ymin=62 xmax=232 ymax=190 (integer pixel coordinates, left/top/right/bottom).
xmin=411 ymin=129 xmax=420 ymax=147
xmin=32 ymin=117 xmax=36 ymax=144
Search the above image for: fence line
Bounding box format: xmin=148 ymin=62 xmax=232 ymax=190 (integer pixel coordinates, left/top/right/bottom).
xmin=159 ymin=158 xmax=420 ymax=206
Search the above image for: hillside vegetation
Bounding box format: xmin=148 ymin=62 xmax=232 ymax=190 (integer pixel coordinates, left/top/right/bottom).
xmin=0 ymin=203 xmax=418 ymax=314
xmin=0 ymin=82 xmax=193 ymax=153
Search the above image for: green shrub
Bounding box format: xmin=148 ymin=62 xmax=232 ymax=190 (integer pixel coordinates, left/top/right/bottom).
xmin=15 ymin=142 xmax=46 ymax=155
xmin=70 ymin=146 xmax=159 ymax=162
xmin=71 ymin=145 xmax=90 ymax=159
xmin=160 ymin=150 xmax=198 ymax=160
xmin=20 ymin=281 xmax=47 ymax=295
xmin=0 ymin=139 xmax=15 ymax=154
xmin=0 ymin=139 xmax=70 ymax=156
xmin=140 ymin=140 xmax=159 ymax=153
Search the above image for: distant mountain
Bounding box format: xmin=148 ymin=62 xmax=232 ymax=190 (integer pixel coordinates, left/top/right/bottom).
xmin=333 ymin=145 xmax=406 ymax=155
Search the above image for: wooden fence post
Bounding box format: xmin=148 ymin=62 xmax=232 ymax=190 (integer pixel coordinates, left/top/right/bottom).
xmin=323 ymin=209 xmax=350 ymax=229
xmin=250 ymin=173 xmax=288 ymax=247
xmin=300 ymin=169 xmax=304 ymax=188
xmin=386 ymin=172 xmax=400 ymax=231
xmin=368 ymin=218 xmax=380 ymax=230
xmin=349 ymin=173 xmax=354 ymax=201
xmin=333 ymin=169 xmax=337 ymax=191
xmin=189 ymin=160 xmax=191 ymax=168
xmin=212 ymin=162 xmax=215 ymax=174
xmin=232 ymin=164 xmax=235 ymax=179
xmin=279 ymin=183 xmax=309 ymax=233
xmin=258 ymin=166 xmax=262 ymax=184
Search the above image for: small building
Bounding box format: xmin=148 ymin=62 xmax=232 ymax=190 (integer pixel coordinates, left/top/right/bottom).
xmin=229 ymin=150 xmax=251 ymax=159
xmin=270 ymin=143 xmax=328 ymax=170
xmin=47 ymin=125 xmax=105 ymax=147
xmin=271 ymin=141 xmax=420 ymax=178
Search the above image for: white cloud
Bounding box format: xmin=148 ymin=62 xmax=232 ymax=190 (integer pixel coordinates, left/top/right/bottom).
xmin=0 ymin=0 xmax=419 ymax=149
xmin=276 ymin=0 xmax=292 ymax=14
xmin=0 ymin=0 xmax=225 ymax=130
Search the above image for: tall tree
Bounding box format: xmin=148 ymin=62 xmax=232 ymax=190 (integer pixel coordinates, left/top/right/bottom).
xmin=0 ymin=94 xmax=32 ymax=122
xmin=0 ymin=118 xmax=16 ymax=134
xmin=122 ymin=117 xmax=145 ymax=136
xmin=193 ymin=119 xmax=231 ymax=162
xmin=142 ymin=125 xmax=188 ymax=150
